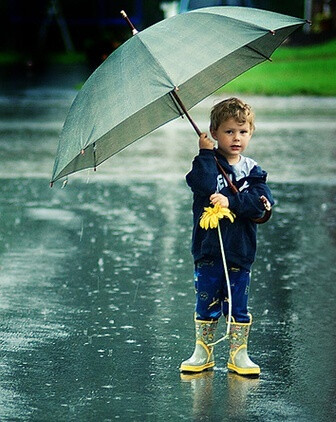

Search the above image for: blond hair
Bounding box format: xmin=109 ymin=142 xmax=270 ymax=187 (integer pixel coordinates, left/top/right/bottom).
xmin=210 ymin=97 xmax=255 ymax=132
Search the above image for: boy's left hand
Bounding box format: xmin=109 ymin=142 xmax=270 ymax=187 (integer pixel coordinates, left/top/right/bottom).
xmin=210 ymin=193 xmax=229 ymax=208
xmin=199 ymin=132 xmax=215 ymax=150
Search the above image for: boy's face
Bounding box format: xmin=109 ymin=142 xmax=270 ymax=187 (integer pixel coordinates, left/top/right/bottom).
xmin=210 ymin=118 xmax=252 ymax=164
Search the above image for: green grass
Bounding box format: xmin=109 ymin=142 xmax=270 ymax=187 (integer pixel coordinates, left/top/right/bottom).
xmin=48 ymin=51 xmax=86 ymax=64
xmin=0 ymin=51 xmax=25 ymax=64
xmin=220 ymin=39 xmax=336 ymax=96
xmin=1 ymin=38 xmax=335 ymax=96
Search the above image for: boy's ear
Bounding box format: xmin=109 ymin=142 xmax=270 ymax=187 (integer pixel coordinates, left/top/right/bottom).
xmin=210 ymin=129 xmax=217 ymax=140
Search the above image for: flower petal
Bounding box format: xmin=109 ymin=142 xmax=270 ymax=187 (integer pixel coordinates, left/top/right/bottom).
xmin=210 ymin=214 xmax=218 ymax=229
xmin=199 ymin=204 xmax=236 ymax=229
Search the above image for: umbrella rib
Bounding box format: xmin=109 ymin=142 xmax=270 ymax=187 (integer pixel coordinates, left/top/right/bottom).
xmin=190 ymin=8 xmax=290 ymax=34
xmin=135 ymin=35 xmax=176 ymax=88
xmin=245 ymin=43 xmax=272 ymax=62
xmin=93 ymin=142 xmax=97 ymax=171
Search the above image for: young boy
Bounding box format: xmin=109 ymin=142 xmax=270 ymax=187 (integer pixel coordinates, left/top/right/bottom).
xmin=180 ymin=97 xmax=274 ymax=376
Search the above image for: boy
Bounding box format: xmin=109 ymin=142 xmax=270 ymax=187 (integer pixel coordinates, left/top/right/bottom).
xmin=180 ymin=97 xmax=274 ymax=376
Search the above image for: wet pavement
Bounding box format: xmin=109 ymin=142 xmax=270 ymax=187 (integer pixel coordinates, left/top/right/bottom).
xmin=0 ymin=65 xmax=335 ymax=421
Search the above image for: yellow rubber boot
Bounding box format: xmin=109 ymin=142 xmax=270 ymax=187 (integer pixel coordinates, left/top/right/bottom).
xmin=180 ymin=319 xmax=218 ymax=373
xmin=227 ymin=314 xmax=260 ymax=376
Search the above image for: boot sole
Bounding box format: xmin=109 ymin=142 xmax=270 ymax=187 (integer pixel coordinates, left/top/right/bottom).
xmin=180 ymin=361 xmax=215 ymax=373
xmin=227 ymin=363 xmax=260 ymax=376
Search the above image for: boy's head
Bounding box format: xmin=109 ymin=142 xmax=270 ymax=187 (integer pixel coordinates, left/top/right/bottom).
xmin=209 ymin=97 xmax=255 ymax=133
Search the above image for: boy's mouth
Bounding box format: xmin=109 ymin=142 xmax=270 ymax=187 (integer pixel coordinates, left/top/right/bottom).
xmin=231 ymin=145 xmax=241 ymax=150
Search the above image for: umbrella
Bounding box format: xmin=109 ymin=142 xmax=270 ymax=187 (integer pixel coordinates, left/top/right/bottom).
xmin=50 ymin=6 xmax=307 ymax=184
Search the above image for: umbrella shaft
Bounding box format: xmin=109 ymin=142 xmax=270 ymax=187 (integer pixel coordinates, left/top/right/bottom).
xmin=170 ymin=89 xmax=201 ymax=137
xmin=171 ymin=89 xmax=239 ymax=195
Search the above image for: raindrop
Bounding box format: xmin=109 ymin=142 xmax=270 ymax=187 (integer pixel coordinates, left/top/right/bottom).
xmin=109 ymin=304 xmax=120 ymax=311
xmin=79 ymin=219 xmax=84 ymax=241
xmin=98 ymin=257 xmax=104 ymax=272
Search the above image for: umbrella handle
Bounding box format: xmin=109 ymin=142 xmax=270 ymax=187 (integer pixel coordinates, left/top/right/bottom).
xmin=215 ymin=154 xmax=272 ymax=223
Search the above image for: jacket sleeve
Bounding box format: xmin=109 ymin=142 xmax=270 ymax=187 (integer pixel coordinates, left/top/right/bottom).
xmin=227 ymin=170 xmax=274 ymax=219
xmin=186 ymin=149 xmax=219 ymax=196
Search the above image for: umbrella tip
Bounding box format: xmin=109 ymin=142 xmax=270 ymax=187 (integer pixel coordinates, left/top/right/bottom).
xmin=120 ymin=9 xmax=139 ymax=35
xmin=50 ymin=181 xmax=54 ymax=188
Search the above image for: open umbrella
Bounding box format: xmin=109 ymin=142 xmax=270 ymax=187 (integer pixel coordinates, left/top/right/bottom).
xmin=50 ymin=6 xmax=307 ymax=185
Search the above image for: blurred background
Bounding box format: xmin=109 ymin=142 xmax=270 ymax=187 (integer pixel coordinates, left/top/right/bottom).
xmin=0 ymin=0 xmax=335 ymax=68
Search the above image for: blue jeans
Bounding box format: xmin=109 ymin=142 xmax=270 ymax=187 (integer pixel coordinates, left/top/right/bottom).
xmin=194 ymin=256 xmax=251 ymax=323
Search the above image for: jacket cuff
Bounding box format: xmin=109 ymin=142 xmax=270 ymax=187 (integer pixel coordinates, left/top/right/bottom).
xmin=227 ymin=195 xmax=239 ymax=211
xmin=199 ymin=149 xmax=215 ymax=156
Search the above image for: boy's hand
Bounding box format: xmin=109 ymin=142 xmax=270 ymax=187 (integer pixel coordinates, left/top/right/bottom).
xmin=210 ymin=193 xmax=229 ymax=208
xmin=199 ymin=132 xmax=215 ymax=150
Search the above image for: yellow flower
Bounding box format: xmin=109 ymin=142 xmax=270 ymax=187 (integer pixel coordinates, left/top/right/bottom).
xmin=200 ymin=203 xmax=236 ymax=230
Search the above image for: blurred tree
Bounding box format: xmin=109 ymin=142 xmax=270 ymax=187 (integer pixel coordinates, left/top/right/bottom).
xmin=143 ymin=0 xmax=165 ymax=27
xmin=2 ymin=0 xmax=159 ymax=64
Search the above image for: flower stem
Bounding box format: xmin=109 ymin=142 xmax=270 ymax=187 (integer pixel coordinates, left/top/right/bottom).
xmin=217 ymin=224 xmax=232 ymax=335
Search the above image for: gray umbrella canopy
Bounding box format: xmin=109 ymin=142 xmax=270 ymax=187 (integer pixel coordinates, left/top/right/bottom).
xmin=51 ymin=7 xmax=306 ymax=183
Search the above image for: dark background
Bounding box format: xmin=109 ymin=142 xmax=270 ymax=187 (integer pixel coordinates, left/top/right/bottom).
xmin=1 ymin=0 xmax=335 ymax=65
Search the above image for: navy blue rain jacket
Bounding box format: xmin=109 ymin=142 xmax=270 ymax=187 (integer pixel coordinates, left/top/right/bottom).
xmin=186 ymin=149 xmax=274 ymax=270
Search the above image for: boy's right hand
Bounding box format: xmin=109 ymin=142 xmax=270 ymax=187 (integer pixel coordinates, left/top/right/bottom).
xmin=199 ymin=132 xmax=215 ymax=150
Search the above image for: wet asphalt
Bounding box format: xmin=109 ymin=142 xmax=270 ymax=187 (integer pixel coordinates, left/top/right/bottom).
xmin=0 ymin=64 xmax=335 ymax=421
